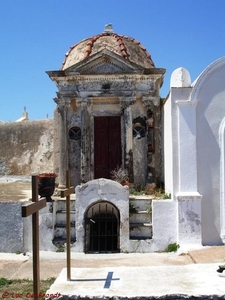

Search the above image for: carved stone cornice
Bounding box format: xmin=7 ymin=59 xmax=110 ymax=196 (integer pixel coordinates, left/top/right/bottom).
xmin=119 ymin=97 xmax=136 ymax=109
xmin=142 ymin=96 xmax=160 ymax=107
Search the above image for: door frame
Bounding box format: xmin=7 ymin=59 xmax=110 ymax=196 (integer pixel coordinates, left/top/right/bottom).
xmin=89 ymin=112 xmax=124 ymax=180
xmin=94 ymin=116 xmax=122 ymax=179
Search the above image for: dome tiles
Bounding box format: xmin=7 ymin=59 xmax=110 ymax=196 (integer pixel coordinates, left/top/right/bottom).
xmin=61 ymin=24 xmax=155 ymax=71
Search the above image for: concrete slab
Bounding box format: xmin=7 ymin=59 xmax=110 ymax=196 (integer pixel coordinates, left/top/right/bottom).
xmin=1 ymin=248 xmax=225 ymax=299
xmin=0 ymin=252 xmax=194 ymax=280
xmin=46 ymin=265 xmax=225 ymax=299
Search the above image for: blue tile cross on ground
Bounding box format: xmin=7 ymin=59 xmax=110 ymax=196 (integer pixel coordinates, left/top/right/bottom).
xmin=72 ymin=272 xmax=120 ymax=289
xmin=104 ymin=272 xmax=119 ymax=288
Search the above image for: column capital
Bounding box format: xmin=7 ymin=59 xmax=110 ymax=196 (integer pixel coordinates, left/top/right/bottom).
xmin=76 ymin=97 xmax=92 ymax=108
xmin=142 ymin=96 xmax=160 ymax=107
xmin=54 ymin=96 xmax=71 ymax=112
xmin=176 ymin=192 xmax=202 ymax=201
xmin=119 ymin=97 xmax=136 ymax=109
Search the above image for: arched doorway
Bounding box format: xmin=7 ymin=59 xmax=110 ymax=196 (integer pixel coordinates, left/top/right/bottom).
xmin=85 ymin=201 xmax=120 ymax=253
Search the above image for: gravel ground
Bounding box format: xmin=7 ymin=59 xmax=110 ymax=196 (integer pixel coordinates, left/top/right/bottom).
xmin=0 ymin=176 xmax=31 ymax=201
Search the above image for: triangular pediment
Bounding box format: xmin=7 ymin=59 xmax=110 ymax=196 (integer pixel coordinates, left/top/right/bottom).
xmin=64 ymin=49 xmax=143 ymax=75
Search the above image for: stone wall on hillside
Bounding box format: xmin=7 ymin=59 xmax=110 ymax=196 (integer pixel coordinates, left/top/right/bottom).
xmin=0 ymin=119 xmax=54 ymax=175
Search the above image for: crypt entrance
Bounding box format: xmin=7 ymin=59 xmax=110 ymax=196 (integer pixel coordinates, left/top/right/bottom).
xmin=94 ymin=116 xmax=121 ymax=179
xmin=85 ymin=201 xmax=120 ymax=253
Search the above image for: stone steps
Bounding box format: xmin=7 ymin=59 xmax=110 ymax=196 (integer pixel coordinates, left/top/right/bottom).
xmin=53 ymin=200 xmax=76 ymax=248
xmin=129 ymin=197 xmax=152 ymax=239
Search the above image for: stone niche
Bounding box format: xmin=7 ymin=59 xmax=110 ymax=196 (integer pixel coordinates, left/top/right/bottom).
xmin=74 ymin=178 xmax=129 ymax=253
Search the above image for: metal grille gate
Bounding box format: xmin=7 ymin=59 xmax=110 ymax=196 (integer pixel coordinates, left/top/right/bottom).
xmin=85 ymin=201 xmax=120 ymax=253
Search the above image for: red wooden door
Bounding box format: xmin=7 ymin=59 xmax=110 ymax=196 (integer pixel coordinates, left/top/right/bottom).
xmin=94 ymin=116 xmax=121 ymax=179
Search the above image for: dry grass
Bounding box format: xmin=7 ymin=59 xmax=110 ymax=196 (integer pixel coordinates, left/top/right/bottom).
xmin=0 ymin=277 xmax=55 ymax=300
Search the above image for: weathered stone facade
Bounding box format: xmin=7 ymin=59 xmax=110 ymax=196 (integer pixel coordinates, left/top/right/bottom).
xmin=47 ymin=25 xmax=165 ymax=189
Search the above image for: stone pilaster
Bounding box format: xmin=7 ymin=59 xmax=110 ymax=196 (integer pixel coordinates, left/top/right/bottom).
xmin=55 ymin=98 xmax=70 ymax=189
xmin=142 ymin=96 xmax=160 ymax=107
xmin=176 ymin=100 xmax=198 ymax=192
xmin=142 ymin=96 xmax=162 ymax=185
xmin=76 ymin=98 xmax=92 ymax=183
xmin=119 ymin=97 xmax=135 ymax=182
xmin=175 ymin=97 xmax=202 ymax=248
xmin=119 ymin=97 xmax=135 ymax=109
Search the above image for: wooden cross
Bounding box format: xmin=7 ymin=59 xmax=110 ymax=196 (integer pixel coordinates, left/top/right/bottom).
xmin=22 ymin=176 xmax=46 ymax=300
xmin=60 ymin=170 xmax=75 ymax=281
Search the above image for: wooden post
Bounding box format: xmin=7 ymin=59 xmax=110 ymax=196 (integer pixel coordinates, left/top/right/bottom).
xmin=22 ymin=176 xmax=46 ymax=300
xmin=60 ymin=170 xmax=74 ymax=281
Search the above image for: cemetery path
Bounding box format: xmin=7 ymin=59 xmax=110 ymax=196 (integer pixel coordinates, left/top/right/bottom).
xmin=0 ymin=246 xmax=224 ymax=280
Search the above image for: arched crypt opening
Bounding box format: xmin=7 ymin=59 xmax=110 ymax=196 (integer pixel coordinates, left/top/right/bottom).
xmin=74 ymin=178 xmax=129 ymax=253
xmin=85 ymin=201 xmax=120 ymax=253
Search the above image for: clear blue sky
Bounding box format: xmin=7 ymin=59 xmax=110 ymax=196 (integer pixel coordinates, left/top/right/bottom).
xmin=0 ymin=0 xmax=225 ymax=122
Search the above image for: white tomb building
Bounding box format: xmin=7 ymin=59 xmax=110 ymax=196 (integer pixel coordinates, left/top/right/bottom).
xmin=164 ymin=57 xmax=225 ymax=249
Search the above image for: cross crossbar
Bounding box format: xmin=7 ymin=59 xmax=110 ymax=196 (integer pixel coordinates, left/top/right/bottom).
xmin=60 ymin=186 xmax=74 ymax=198
xmin=71 ymin=272 xmax=120 ymax=289
xmin=22 ymin=198 xmax=46 ymax=217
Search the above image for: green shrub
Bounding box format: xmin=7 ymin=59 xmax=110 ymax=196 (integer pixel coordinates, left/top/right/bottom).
xmin=56 ymin=245 xmax=65 ymax=252
xmin=0 ymin=277 xmax=12 ymax=286
xmin=162 ymin=193 xmax=171 ymax=199
xmin=146 ymin=206 xmax=152 ymax=214
xmin=165 ymin=243 xmax=180 ymax=252
xmin=129 ymin=188 xmax=145 ymax=196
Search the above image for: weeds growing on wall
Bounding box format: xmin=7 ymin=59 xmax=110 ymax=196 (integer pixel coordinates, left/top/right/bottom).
xmin=130 ymin=185 xmax=171 ymax=199
xmin=56 ymin=245 xmax=65 ymax=252
xmin=110 ymin=167 xmax=129 ymax=184
xmin=129 ymin=202 xmax=139 ymax=214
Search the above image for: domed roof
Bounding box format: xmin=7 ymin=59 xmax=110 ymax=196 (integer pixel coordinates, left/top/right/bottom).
xmin=61 ymin=24 xmax=155 ymax=71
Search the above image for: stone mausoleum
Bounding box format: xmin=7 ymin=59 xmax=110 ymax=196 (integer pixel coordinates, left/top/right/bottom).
xmin=47 ymin=24 xmax=165 ymax=189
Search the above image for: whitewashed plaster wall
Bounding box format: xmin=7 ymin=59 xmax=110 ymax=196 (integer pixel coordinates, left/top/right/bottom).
xmin=163 ymin=92 xmax=173 ymax=195
xmin=74 ymin=178 xmax=130 ymax=252
xmin=164 ymin=58 xmax=225 ymax=249
xmin=192 ymin=57 xmax=225 ymax=245
xmin=23 ymin=202 xmax=56 ymax=252
xmin=151 ymin=199 xmax=177 ymax=251
xmin=74 ymin=178 xmax=179 ymax=253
